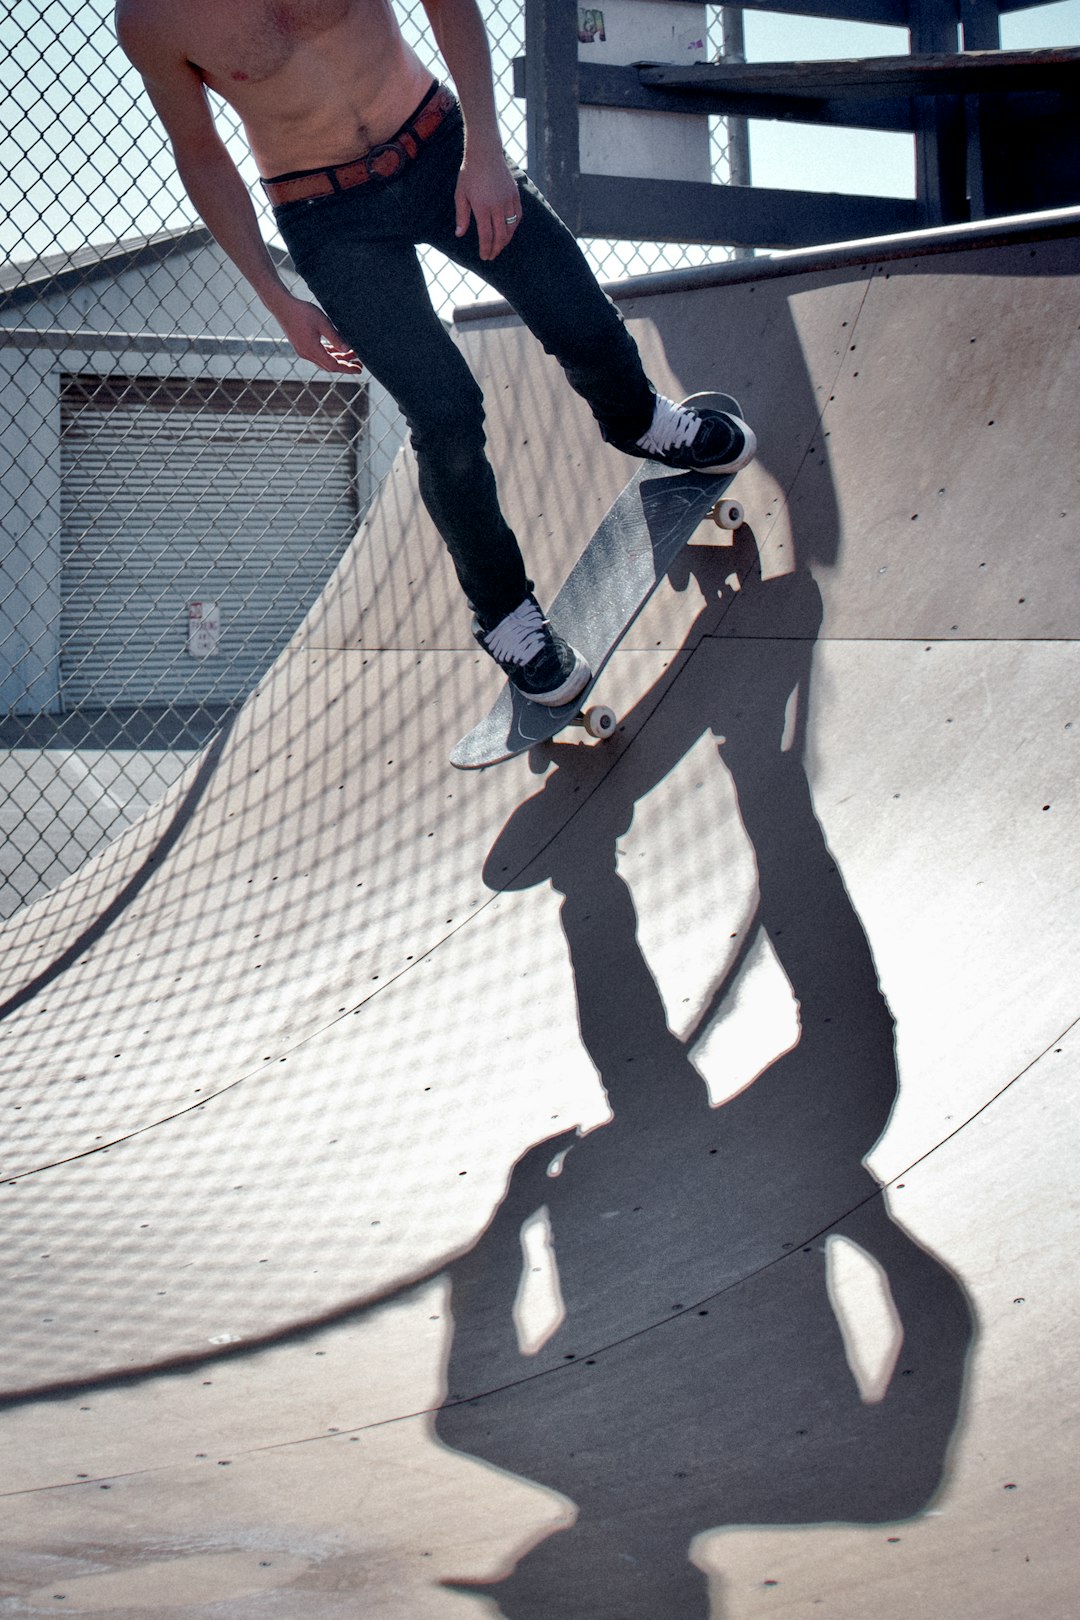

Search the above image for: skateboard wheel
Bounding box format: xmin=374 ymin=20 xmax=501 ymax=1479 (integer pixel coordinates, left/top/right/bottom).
xmin=710 ymin=498 xmax=744 ymax=530
xmin=582 ymin=705 xmax=617 ymax=739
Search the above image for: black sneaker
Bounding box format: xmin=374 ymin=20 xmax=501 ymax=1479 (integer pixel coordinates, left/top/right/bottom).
xmin=473 ymin=594 xmax=591 ymax=707
xmin=608 ymin=393 xmax=757 ymax=473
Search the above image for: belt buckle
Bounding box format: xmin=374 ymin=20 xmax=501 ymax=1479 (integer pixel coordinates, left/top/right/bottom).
xmin=366 ymin=139 xmax=408 ymax=181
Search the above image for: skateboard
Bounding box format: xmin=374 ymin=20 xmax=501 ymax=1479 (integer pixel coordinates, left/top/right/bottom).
xmin=449 ymin=393 xmax=748 ymax=770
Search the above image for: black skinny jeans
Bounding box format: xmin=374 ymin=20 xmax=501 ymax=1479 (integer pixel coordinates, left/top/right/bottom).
xmin=273 ymin=92 xmax=655 ymax=625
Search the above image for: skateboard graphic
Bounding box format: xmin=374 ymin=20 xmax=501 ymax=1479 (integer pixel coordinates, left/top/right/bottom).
xmin=450 ymin=394 xmax=748 ymax=770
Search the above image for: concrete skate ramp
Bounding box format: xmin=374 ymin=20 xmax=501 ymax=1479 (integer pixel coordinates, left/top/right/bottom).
xmin=2 ymin=212 xmax=1078 ymax=1619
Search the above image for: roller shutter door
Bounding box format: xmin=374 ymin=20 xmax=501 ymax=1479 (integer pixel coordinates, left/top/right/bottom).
xmin=59 ymin=373 xmax=364 ymax=708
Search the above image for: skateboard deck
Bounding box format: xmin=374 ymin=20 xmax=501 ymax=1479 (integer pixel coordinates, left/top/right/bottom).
xmin=450 ymin=394 xmax=747 ymax=770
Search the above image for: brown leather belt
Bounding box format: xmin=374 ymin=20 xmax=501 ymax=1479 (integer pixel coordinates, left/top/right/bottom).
xmin=261 ymin=84 xmax=456 ymax=207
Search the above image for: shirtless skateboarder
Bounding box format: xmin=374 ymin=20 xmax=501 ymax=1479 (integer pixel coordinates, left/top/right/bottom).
xmin=116 ymin=0 xmax=756 ymax=705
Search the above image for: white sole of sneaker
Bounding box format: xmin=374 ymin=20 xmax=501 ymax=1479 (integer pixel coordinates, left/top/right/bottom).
xmin=697 ymin=415 xmax=758 ymax=474
xmin=522 ymin=651 xmax=592 ymax=708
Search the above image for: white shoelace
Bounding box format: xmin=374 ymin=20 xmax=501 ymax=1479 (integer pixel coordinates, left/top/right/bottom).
xmin=483 ymin=597 xmax=549 ymax=666
xmin=635 ymin=394 xmax=699 ymax=456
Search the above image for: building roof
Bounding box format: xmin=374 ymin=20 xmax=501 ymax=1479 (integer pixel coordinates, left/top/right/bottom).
xmin=0 ymin=225 xmax=290 ymax=308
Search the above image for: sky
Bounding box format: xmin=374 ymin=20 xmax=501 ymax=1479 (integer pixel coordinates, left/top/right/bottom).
xmin=0 ymin=0 xmax=1077 ymax=307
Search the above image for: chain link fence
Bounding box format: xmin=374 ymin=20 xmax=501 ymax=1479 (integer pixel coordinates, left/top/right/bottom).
xmin=1 ymin=0 xmax=741 ymax=919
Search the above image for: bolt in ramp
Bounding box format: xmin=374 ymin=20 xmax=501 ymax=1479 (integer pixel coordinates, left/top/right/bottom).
xmin=1 ymin=214 xmax=1078 ymax=1619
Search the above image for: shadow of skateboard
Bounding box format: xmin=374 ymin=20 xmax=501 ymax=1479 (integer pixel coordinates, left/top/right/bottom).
xmin=450 ymin=394 xmax=748 ymax=770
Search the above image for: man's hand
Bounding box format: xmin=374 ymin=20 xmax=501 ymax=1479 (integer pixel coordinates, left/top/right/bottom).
xmin=454 ymin=147 xmax=521 ymax=261
xmin=421 ymin=0 xmax=522 ymax=258
xmin=273 ymin=293 xmax=363 ymax=374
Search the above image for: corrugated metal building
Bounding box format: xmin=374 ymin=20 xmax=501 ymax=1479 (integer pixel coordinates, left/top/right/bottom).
xmin=0 ymin=226 xmax=404 ymax=719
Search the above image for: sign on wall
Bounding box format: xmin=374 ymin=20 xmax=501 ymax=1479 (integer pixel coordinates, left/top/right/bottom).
xmin=187 ymin=600 xmax=221 ymax=659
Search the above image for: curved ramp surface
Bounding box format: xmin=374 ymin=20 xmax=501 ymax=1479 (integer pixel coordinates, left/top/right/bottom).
xmin=2 ymin=215 xmax=1078 ymax=1619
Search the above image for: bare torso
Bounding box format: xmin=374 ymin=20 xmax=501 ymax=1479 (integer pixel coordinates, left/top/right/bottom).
xmin=135 ymin=0 xmax=435 ymax=173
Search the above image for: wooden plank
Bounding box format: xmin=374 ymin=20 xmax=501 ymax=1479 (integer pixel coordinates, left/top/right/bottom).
xmin=960 ymin=0 xmax=1002 ymax=54
xmin=516 ymin=51 xmax=1077 ymax=132
xmin=729 ymin=0 xmax=907 ymax=23
xmin=907 ymin=0 xmax=966 ymax=228
xmin=555 ymin=60 xmax=916 ymax=132
xmin=577 ymin=173 xmax=921 ymax=250
xmin=639 ymin=48 xmax=1080 ymax=103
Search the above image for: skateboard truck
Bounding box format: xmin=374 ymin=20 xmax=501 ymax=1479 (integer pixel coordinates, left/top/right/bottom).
xmin=569 ymin=705 xmax=617 ymax=740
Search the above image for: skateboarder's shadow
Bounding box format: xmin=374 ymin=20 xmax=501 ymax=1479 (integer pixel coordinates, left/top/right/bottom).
xmin=435 ymin=536 xmax=973 ymax=1619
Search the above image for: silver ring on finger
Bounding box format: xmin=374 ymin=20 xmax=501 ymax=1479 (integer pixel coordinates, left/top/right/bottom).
xmin=505 ymin=213 xmax=519 ymax=225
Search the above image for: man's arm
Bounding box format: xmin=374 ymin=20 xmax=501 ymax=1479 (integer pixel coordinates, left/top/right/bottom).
xmin=115 ymin=5 xmax=360 ymax=373
xmin=420 ymin=0 xmax=521 ymax=261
